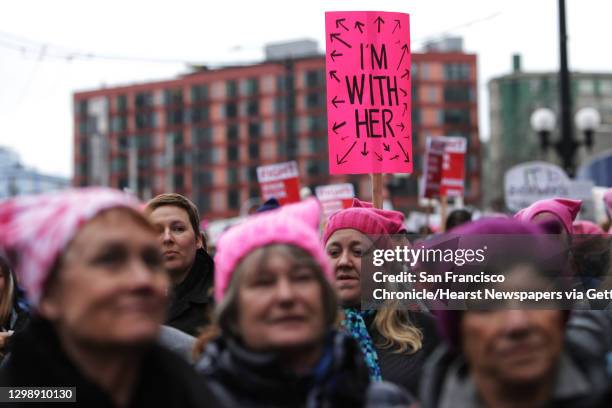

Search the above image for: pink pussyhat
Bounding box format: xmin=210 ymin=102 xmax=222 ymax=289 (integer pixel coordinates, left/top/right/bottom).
xmin=0 ymin=187 xmax=142 ymax=308
xmin=514 ymin=198 xmax=581 ymax=235
xmin=323 ymin=199 xmax=406 ymax=244
xmin=573 ymin=220 xmax=606 ymax=235
xmin=213 ymin=198 xmax=331 ymax=302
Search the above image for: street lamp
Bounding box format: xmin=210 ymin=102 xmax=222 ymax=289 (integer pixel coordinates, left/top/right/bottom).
xmin=530 ymin=106 xmax=602 ymax=176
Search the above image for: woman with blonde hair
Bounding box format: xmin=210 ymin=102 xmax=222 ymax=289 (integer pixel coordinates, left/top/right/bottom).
xmin=323 ymin=199 xmax=439 ymax=395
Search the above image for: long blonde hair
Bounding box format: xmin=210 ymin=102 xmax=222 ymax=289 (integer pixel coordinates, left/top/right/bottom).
xmin=372 ymin=303 xmax=423 ymax=354
xmin=0 ymin=258 xmax=15 ymax=328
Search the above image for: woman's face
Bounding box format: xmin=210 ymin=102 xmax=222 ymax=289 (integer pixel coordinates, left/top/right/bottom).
xmin=461 ymin=265 xmax=564 ymax=385
xmin=236 ymin=246 xmax=326 ymax=352
xmin=325 ymin=229 xmax=372 ymax=307
xmin=40 ymin=209 xmax=169 ymax=346
xmin=149 ymin=205 xmax=201 ymax=278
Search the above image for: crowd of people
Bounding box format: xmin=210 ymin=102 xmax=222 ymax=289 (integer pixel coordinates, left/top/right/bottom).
xmin=1 ymin=186 xmax=612 ymax=407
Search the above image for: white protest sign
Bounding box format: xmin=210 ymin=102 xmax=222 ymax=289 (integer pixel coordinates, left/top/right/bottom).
xmin=504 ymin=161 xmax=570 ymax=212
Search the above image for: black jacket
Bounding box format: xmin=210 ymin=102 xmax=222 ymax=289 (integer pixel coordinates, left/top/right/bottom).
xmin=166 ymin=249 xmax=214 ymax=336
xmin=366 ymin=310 xmax=440 ymax=395
xmin=195 ymin=331 xmax=414 ymax=408
xmin=0 ymin=318 xmax=222 ymax=408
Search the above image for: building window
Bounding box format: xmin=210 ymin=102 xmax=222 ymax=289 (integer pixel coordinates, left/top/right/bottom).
xmin=193 ymin=127 xmax=212 ymax=145
xmin=76 ymin=100 xmax=88 ymax=117
xmin=116 ymin=95 xmax=127 ymax=112
xmin=174 ymin=173 xmax=184 ymax=190
xmin=305 ymin=70 xmax=323 ymax=88
xmin=164 ymin=88 xmax=183 ymax=105
xmin=248 ymin=165 xmax=258 ymax=181
xmin=135 ymin=112 xmax=156 ymax=129
xmin=307 ymin=160 xmax=327 ymax=176
xmin=412 ymin=108 xmax=421 ymax=124
xmin=444 ymin=85 xmax=473 ymax=102
xmin=227 ymin=145 xmax=239 ymax=162
xmin=226 ymin=80 xmax=238 ymax=98
xmin=227 ymin=167 xmax=239 ymax=184
xmin=245 ymin=78 xmax=259 ymax=96
xmin=444 ymin=63 xmax=471 ymax=80
xmin=227 ymin=190 xmax=240 ymax=209
xmin=191 ymin=106 xmax=209 ymax=124
xmin=225 ymin=102 xmax=238 ymax=119
xmin=112 ymin=116 xmax=127 ymax=132
xmin=135 ymin=92 xmax=154 ymax=108
xmin=248 ymin=122 xmax=261 ymax=139
xmin=305 ymin=92 xmax=323 ymax=109
xmin=227 ymin=124 xmax=239 ymax=142
xmin=166 ymin=108 xmax=183 ymax=126
xmin=443 ymin=109 xmax=470 ymax=125
xmin=191 ymin=84 xmax=209 ymax=102
xmin=247 ymin=100 xmax=259 ymax=116
xmin=248 ymin=143 xmax=260 ymax=158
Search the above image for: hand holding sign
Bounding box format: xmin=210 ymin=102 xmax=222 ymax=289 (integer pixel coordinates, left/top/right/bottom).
xmin=326 ymin=11 xmax=412 ymax=175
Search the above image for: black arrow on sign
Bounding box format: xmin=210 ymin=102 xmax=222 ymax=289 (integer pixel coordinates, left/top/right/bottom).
xmin=336 ymin=18 xmax=349 ymax=31
xmin=332 ymin=96 xmax=345 ymax=108
xmin=330 ymin=50 xmax=343 ymax=62
xmin=397 ymin=141 xmax=411 ymax=163
xmin=392 ymin=19 xmax=401 ymax=34
xmin=332 ymin=121 xmax=346 ymax=134
xmin=361 ymin=142 xmax=369 ymax=157
xmin=390 ymin=155 xmax=399 ymax=160
xmin=336 ymin=141 xmax=357 ymax=165
xmin=329 ymin=70 xmax=340 ymax=83
xmin=383 ymin=143 xmax=390 ymax=152
xmin=375 ymin=16 xmax=385 ymax=33
xmin=374 ymin=152 xmax=383 ymax=162
xmin=397 ymin=123 xmax=405 ymax=132
xmin=330 ymin=33 xmax=352 ymax=49
xmin=396 ymin=44 xmax=409 ymax=70
xmin=354 ymin=21 xmax=365 ymax=33
xmin=401 ymin=68 xmax=410 ymax=79
xmin=399 ymin=88 xmax=407 ymax=97
xmin=341 ymin=135 xmax=349 ymax=141
xmin=402 ymin=103 xmax=408 ymax=117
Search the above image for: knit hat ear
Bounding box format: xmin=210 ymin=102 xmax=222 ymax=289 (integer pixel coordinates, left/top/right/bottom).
xmin=556 ymin=198 xmax=581 ymax=220
xmin=279 ymin=197 xmax=321 ymax=230
xmin=352 ymin=198 xmax=374 ymax=208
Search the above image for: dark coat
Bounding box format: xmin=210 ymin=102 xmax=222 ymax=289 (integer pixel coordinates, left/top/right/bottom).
xmin=195 ymin=331 xmax=414 ymax=408
xmin=0 ymin=318 xmax=222 ymax=408
xmin=366 ymin=310 xmax=440 ymax=395
xmin=166 ymin=249 xmax=214 ymax=336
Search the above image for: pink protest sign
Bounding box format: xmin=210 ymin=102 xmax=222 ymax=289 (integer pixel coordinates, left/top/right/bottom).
xmin=325 ymin=11 xmax=412 ymax=175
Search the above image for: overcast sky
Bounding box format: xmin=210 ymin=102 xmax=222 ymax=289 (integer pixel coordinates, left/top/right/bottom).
xmin=1 ymin=0 xmax=611 ymax=178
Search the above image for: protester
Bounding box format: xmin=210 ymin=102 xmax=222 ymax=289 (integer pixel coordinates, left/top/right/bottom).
xmin=514 ymin=198 xmax=581 ymax=244
xmin=0 ymin=188 xmax=219 ymax=407
xmin=0 ymin=257 xmax=29 ymax=362
xmin=146 ymin=193 xmax=214 ymax=336
xmin=419 ymin=218 xmax=608 ymax=408
xmin=445 ymin=208 xmax=472 ymax=232
xmin=323 ymin=199 xmax=439 ymax=395
xmin=194 ymin=198 xmax=412 ymax=407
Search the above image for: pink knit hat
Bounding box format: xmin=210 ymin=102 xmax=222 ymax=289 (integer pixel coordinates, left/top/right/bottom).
xmin=323 ymin=198 xmax=405 ymax=244
xmin=0 ymin=187 xmax=142 ymax=307
xmin=514 ymin=198 xmax=581 ymax=235
xmin=213 ymin=198 xmax=331 ymax=302
xmin=573 ymin=220 xmax=605 ymax=235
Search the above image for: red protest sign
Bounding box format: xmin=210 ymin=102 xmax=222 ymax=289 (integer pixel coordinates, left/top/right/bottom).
xmin=257 ymin=161 xmax=301 ymax=205
xmin=315 ymin=183 xmax=355 ymax=217
xmin=422 ymin=137 xmax=446 ymax=199
xmin=422 ymin=136 xmax=467 ymax=198
xmin=325 ymin=11 xmax=412 ymax=175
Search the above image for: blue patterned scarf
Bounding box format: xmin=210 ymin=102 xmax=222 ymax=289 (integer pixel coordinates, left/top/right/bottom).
xmin=341 ymin=308 xmax=382 ymax=381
